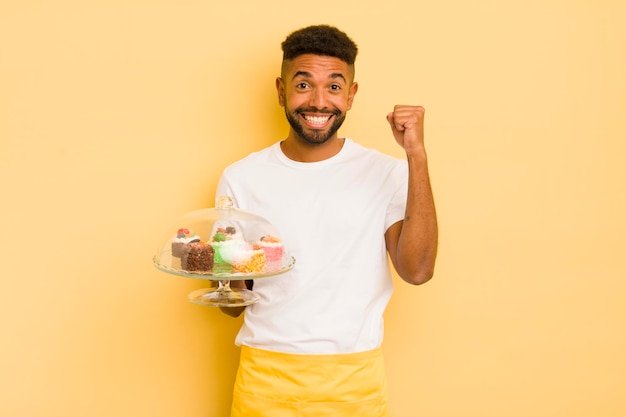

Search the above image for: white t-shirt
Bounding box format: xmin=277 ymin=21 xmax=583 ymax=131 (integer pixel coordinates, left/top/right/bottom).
xmin=216 ymin=139 xmax=408 ymax=354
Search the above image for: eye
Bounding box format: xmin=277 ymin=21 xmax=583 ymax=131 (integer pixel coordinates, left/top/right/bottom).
xmin=330 ymin=84 xmax=342 ymax=91
xmin=296 ymin=82 xmax=309 ymax=90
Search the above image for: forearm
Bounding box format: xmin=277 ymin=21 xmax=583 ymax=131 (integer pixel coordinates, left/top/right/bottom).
xmin=394 ymin=149 xmax=438 ymax=284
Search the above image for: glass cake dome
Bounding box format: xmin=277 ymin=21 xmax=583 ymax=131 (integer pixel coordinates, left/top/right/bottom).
xmin=153 ymin=196 xmax=295 ymax=307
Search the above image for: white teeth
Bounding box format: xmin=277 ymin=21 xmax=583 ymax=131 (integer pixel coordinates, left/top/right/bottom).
xmin=304 ymin=115 xmax=330 ymax=125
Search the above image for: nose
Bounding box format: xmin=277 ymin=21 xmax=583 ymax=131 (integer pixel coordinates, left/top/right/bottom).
xmin=308 ymin=87 xmax=327 ymax=110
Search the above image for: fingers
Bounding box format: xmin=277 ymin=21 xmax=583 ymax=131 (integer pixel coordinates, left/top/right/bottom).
xmin=387 ymin=105 xmax=424 ymax=131
xmin=386 ymin=112 xmax=401 ymax=131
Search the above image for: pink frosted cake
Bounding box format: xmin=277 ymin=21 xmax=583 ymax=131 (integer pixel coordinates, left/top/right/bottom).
xmin=257 ymin=235 xmax=284 ymax=272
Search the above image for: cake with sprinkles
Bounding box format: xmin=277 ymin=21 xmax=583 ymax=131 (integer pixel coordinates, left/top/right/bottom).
xmin=229 ymin=245 xmax=266 ymax=273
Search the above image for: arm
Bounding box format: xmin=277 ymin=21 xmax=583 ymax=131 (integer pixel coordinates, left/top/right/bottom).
xmin=384 ymin=105 xmax=438 ymax=285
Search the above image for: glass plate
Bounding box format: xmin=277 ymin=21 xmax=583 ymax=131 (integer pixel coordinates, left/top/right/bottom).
xmin=152 ymin=255 xmax=295 ymax=281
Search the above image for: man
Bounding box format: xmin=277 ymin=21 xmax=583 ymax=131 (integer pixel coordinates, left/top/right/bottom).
xmin=216 ymin=24 xmax=438 ymax=417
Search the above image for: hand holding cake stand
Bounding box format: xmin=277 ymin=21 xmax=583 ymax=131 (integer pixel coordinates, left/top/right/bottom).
xmin=153 ymin=196 xmax=295 ymax=307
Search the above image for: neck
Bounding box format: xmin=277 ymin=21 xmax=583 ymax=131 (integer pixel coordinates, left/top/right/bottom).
xmin=280 ymin=135 xmax=345 ymax=162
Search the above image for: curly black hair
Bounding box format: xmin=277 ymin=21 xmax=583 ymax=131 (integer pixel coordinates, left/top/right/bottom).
xmin=281 ymin=25 xmax=358 ymax=65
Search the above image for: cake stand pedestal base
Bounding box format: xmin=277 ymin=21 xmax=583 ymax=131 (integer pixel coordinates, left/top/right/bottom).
xmin=188 ymin=282 xmax=259 ymax=307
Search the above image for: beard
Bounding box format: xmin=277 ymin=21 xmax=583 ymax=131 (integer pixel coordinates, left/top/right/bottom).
xmin=284 ymin=106 xmax=346 ymax=145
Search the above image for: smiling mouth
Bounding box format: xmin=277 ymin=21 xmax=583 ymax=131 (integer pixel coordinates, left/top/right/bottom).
xmin=302 ymin=114 xmax=333 ymax=127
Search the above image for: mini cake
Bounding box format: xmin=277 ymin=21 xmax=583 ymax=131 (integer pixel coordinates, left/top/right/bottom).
xmin=230 ymin=246 xmax=266 ymax=273
xmin=257 ymin=235 xmax=284 ymax=272
xmin=181 ymin=241 xmax=214 ymax=272
xmin=171 ymin=228 xmax=200 ymax=258
xmin=211 ymin=226 xmax=242 ymax=263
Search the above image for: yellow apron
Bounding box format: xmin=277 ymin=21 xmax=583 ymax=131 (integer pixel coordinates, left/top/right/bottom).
xmin=230 ymin=346 xmax=389 ymax=417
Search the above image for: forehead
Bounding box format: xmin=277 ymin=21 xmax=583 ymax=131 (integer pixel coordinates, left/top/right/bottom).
xmin=282 ymin=54 xmax=354 ymax=81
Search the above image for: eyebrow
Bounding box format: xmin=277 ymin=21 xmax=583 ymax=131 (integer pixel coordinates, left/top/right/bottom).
xmin=292 ymin=71 xmax=347 ymax=83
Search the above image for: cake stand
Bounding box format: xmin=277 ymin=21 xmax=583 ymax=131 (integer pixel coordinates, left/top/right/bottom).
xmin=153 ymin=255 xmax=295 ymax=307
xmin=153 ymin=196 xmax=295 ymax=308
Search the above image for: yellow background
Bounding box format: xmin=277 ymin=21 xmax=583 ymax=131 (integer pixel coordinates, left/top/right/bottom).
xmin=1 ymin=1 xmax=625 ymax=416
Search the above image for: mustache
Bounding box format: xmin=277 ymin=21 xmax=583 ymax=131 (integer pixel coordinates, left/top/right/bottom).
xmin=296 ymin=107 xmax=340 ymax=115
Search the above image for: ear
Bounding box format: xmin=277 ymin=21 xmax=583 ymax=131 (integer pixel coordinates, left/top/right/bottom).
xmin=346 ymin=81 xmax=359 ymax=111
xmin=276 ymin=77 xmax=285 ymax=107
